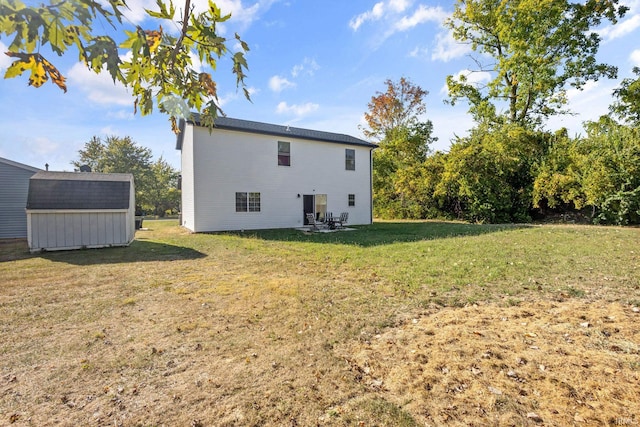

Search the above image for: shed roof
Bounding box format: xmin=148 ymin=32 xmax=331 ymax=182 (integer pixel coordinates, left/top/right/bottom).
xmin=175 ymin=115 xmax=377 ymax=150
xmin=27 ymin=171 xmax=133 ymax=210
xmin=0 ymin=156 xmax=41 ymax=173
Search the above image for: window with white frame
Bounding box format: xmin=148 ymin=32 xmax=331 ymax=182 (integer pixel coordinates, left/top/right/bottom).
xmin=345 ymin=149 xmax=355 ymax=170
xmin=248 ymin=192 xmax=261 ymax=212
xmin=348 ymin=194 xmax=355 ymax=207
xmin=236 ymin=192 xmax=261 ymax=212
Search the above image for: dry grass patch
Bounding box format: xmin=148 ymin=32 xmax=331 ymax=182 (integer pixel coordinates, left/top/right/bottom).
xmin=338 ymin=299 xmax=640 ymax=426
xmin=1 ymin=220 xmax=639 ymax=426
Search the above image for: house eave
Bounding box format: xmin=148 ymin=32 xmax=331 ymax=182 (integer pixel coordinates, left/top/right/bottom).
xmin=175 ymin=115 xmax=378 ymax=150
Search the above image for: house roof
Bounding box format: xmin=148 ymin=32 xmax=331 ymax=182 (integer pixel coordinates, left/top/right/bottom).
xmin=175 ymin=115 xmax=377 ymax=150
xmin=0 ymin=156 xmax=41 ymax=173
xmin=27 ymin=171 xmax=133 ymax=210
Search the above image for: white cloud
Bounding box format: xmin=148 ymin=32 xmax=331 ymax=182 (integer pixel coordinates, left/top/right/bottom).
xmin=27 ymin=137 xmax=59 ymax=156
xmin=408 ymin=45 xmax=429 ymax=59
xmin=107 ymin=110 xmax=135 ymax=120
xmin=0 ymin=43 xmax=11 ymax=72
xmin=349 ymin=2 xmax=386 ymax=31
xmin=246 ymin=86 xmax=260 ymax=97
xmin=547 ymin=80 xmax=615 ymax=134
xmin=631 ymin=49 xmax=640 ymax=66
xmin=117 ymin=0 xmax=279 ymax=36
xmin=99 ymin=125 xmax=120 ymax=135
xmin=348 ymin=0 xmax=417 ymax=31
xmin=67 ymin=62 xmax=132 ymax=106
xmin=103 ymin=0 xmax=158 ymax=24
xmin=599 ymin=13 xmax=640 ymax=42
xmin=276 ymin=101 xmax=319 ymax=116
xmin=432 ymin=29 xmax=471 ymax=62
xmin=394 ymin=5 xmax=447 ymax=32
xmin=190 ymin=0 xmax=279 ymax=31
xmin=565 ymin=80 xmax=599 ymax=102
xmin=269 ymin=75 xmax=296 ymax=92
xmin=188 ymin=51 xmax=204 ymax=73
xmin=350 ymin=1 xmax=445 ymax=44
xmin=440 ymin=69 xmax=491 ymax=95
xmin=291 ymin=58 xmax=320 ymax=77
xmin=389 ymin=0 xmax=412 ymax=13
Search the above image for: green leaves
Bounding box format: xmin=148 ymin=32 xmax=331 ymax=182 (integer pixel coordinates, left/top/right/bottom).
xmin=445 ymin=0 xmax=627 ymax=127
xmin=145 ymin=0 xmax=175 ymax=19
xmin=1 ymin=0 xmax=251 ymax=132
xmin=611 ymin=67 xmax=640 ymax=126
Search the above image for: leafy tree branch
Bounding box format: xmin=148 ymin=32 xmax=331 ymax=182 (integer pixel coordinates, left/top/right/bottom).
xmin=0 ymin=0 xmax=250 ymax=132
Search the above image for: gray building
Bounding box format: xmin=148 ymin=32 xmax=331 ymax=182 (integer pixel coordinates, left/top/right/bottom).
xmin=26 ymin=171 xmax=135 ymax=252
xmin=0 ymin=157 xmax=40 ymax=239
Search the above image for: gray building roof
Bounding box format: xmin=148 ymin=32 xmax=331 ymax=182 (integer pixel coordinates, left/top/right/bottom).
xmin=175 ymin=115 xmax=377 ymax=150
xmin=0 ymin=156 xmax=41 ymax=173
xmin=27 ymin=171 xmax=133 ymax=210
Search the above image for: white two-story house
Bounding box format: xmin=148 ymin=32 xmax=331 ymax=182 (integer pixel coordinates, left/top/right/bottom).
xmin=176 ymin=116 xmax=377 ymax=232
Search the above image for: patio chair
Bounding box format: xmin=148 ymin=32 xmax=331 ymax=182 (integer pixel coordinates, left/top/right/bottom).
xmin=336 ymin=212 xmax=348 ymax=229
xmin=306 ymin=213 xmax=324 ymax=231
xmin=325 ymin=212 xmax=335 ymax=229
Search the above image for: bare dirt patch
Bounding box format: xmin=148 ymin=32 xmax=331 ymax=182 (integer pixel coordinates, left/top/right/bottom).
xmin=338 ymin=299 xmax=640 ymax=426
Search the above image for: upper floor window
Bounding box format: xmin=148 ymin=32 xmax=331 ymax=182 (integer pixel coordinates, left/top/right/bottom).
xmin=345 ymin=149 xmax=355 ymax=170
xmin=278 ymin=141 xmax=290 ymax=166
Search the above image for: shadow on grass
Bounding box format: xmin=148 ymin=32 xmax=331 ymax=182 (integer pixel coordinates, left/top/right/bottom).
xmin=225 ymin=221 xmax=533 ymax=247
xmin=0 ymin=239 xmax=206 ymax=265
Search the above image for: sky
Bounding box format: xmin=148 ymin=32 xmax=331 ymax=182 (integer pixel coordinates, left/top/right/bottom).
xmin=1 ymin=0 xmax=639 ymax=172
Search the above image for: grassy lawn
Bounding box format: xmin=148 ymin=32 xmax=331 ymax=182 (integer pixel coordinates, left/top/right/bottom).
xmin=1 ymin=220 xmax=639 ymax=426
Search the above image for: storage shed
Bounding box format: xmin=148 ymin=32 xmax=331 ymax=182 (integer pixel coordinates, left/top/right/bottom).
xmin=0 ymin=157 xmax=40 ymax=239
xmin=26 ymin=171 xmax=135 ymax=252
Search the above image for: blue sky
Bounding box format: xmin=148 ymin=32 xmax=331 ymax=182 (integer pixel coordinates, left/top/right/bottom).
xmin=1 ymin=0 xmax=639 ymax=172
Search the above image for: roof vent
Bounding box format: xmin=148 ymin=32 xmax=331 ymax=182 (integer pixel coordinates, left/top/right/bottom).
xmin=285 ymin=125 xmax=290 ymax=132
xmin=79 ymin=165 xmax=92 ymax=172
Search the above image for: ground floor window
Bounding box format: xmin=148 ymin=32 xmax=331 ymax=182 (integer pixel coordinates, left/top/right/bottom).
xmin=348 ymin=194 xmax=355 ymax=207
xmin=248 ymin=192 xmax=261 ymax=212
xmin=236 ymin=192 xmax=261 ymax=212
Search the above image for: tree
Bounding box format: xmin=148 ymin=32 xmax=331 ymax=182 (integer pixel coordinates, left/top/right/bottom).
xmin=532 ymin=129 xmax=585 ymax=212
xmin=445 ymin=0 xmax=627 ymax=127
xmin=435 ymin=124 xmax=548 ymax=223
xmin=73 ymin=135 xmax=153 ymax=209
xmin=611 ymin=67 xmax=640 ymax=125
xmin=532 ymin=117 xmax=640 ymax=224
xmin=364 ymin=78 xmax=437 ymax=219
xmin=0 ymin=1 xmax=250 ymax=132
xmin=580 ymin=117 xmax=640 ymax=224
xmin=362 ymin=77 xmax=429 ymax=141
xmin=148 ymin=157 xmax=181 ymax=216
xmin=373 ymin=123 xmax=437 ymax=218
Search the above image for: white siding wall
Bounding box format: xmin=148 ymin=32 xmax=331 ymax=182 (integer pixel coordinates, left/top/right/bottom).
xmin=180 ymin=124 xmax=196 ymax=230
xmin=27 ymin=210 xmax=131 ymax=252
xmin=126 ymin=180 xmax=136 ymax=242
xmin=187 ymin=126 xmax=373 ymax=232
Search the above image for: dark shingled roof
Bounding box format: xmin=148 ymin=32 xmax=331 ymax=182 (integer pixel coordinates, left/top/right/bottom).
xmin=27 ymin=171 xmax=133 ymax=210
xmin=176 ymin=115 xmax=377 ymax=150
